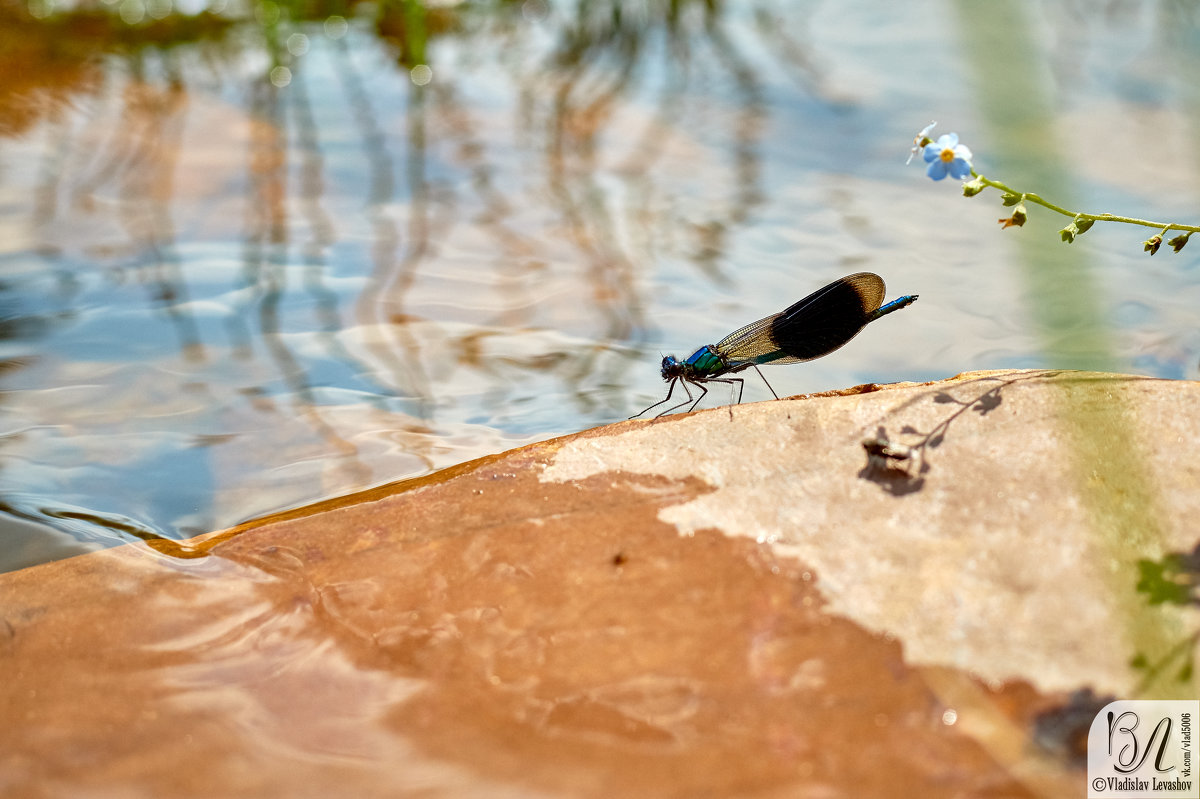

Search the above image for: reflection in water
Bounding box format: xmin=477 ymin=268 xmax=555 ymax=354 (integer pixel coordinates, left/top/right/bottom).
xmin=0 ymin=0 xmax=780 ymax=566
xmin=244 ymin=71 xmax=373 ymax=489
xmin=2 ymin=1 xmax=1200 ymax=568
xmin=345 ymin=31 xmax=433 ymax=424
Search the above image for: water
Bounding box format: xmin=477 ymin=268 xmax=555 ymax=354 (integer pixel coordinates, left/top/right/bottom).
xmin=3 ymin=0 xmax=1200 ymax=572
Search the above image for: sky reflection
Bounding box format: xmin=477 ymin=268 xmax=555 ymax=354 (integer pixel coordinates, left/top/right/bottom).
xmin=2 ymin=0 xmax=1200 ymax=570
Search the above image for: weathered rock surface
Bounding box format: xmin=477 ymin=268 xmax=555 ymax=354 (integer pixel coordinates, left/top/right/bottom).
xmin=2 ymin=369 xmax=1198 ymax=798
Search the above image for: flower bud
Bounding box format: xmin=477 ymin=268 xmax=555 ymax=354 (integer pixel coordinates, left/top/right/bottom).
xmin=1060 ymin=217 xmax=1094 ymax=244
xmin=961 ymin=178 xmax=986 ymax=197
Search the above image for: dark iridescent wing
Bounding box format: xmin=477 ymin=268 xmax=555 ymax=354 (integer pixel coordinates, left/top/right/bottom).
xmin=715 ymin=273 xmax=886 ymax=366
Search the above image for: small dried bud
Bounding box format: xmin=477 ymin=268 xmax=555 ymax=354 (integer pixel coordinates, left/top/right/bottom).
xmin=998 ymin=203 xmax=1028 ymax=229
xmin=1168 ymin=233 xmax=1190 ymax=253
xmin=1144 ymin=235 xmax=1163 ymax=255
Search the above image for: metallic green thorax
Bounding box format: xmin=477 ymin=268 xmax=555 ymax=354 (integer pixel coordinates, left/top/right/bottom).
xmin=684 ymin=345 xmax=728 ymax=376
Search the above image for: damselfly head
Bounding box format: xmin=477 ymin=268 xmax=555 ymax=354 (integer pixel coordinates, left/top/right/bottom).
xmin=660 ymin=355 xmax=684 ymax=381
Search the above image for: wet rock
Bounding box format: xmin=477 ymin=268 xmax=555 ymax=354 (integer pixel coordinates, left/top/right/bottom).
xmin=1 ymin=369 xmax=1197 ymax=798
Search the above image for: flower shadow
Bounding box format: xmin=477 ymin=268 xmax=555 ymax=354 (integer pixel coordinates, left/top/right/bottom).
xmin=857 ymin=370 xmax=1063 ymax=495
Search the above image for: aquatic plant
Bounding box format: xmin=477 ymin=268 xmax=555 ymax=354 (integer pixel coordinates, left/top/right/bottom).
xmin=911 ymin=122 xmax=1200 ymax=255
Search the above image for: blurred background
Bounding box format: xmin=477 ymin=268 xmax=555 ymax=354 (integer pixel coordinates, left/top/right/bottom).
xmin=2 ymin=0 xmax=1199 ymax=571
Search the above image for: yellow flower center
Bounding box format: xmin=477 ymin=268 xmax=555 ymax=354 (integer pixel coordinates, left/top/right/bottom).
xmin=939 ymin=147 xmax=956 ymax=163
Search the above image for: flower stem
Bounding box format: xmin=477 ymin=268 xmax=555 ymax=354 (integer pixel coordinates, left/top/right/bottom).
xmin=970 ymin=171 xmax=1200 ymax=234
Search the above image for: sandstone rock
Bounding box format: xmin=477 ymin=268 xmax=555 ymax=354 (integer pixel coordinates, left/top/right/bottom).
xmin=1 ymin=369 xmax=1197 ymax=798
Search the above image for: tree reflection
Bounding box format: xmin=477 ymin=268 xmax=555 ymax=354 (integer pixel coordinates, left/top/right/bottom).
xmin=0 ymin=0 xmax=779 ymax=558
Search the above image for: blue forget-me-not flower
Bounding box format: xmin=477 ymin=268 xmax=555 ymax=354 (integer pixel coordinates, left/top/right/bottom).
xmin=923 ymin=133 xmax=973 ymax=181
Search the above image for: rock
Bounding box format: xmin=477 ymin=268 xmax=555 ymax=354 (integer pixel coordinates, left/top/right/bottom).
xmin=1 ymin=369 xmax=1197 ymax=798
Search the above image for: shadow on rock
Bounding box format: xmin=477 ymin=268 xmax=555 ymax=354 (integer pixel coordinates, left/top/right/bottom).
xmin=857 ymin=371 xmax=1062 ymax=494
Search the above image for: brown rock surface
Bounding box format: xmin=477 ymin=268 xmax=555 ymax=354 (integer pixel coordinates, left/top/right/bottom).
xmin=2 ymin=369 xmax=1198 ymax=798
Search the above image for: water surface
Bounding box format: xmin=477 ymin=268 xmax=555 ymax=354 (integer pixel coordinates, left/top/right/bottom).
xmin=3 ymin=0 xmax=1199 ymax=571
